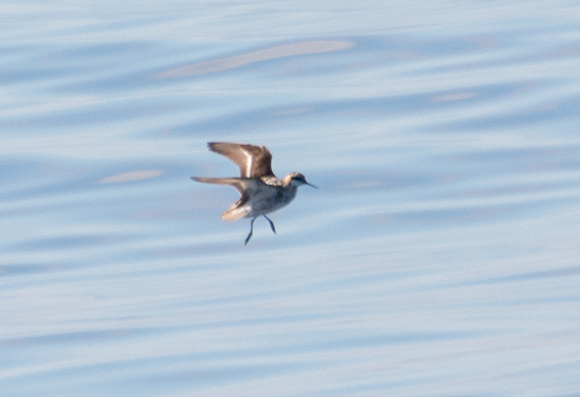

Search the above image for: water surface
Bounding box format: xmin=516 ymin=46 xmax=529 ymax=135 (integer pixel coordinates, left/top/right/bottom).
xmin=2 ymin=1 xmax=580 ymax=396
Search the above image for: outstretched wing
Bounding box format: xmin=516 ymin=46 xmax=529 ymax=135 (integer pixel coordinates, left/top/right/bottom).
xmin=208 ymin=142 xmax=276 ymax=179
xmin=191 ymin=176 xmax=263 ymax=221
xmin=190 ymin=176 xmax=261 ymax=195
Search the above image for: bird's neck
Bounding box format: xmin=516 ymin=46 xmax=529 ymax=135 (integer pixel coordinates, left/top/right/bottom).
xmin=282 ymin=174 xmax=295 ymax=187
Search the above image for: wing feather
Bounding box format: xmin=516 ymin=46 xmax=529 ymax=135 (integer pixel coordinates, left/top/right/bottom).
xmin=207 ymin=142 xmax=276 ymax=179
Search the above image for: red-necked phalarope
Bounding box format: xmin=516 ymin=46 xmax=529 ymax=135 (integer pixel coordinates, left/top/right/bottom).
xmin=192 ymin=142 xmax=317 ymax=245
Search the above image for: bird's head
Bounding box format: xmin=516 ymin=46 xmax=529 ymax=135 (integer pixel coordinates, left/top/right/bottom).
xmin=284 ymin=172 xmax=318 ymax=189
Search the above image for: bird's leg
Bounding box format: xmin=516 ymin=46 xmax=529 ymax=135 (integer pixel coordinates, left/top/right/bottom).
xmin=245 ymin=218 xmax=256 ymax=245
xmin=263 ymin=215 xmax=276 ymax=235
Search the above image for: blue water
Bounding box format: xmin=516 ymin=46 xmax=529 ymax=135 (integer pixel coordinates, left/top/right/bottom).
xmin=2 ymin=1 xmax=580 ymax=396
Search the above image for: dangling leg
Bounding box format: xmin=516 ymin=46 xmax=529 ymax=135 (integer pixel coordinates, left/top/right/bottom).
xmin=263 ymin=215 xmax=276 ymax=235
xmin=245 ymin=217 xmax=256 ymax=245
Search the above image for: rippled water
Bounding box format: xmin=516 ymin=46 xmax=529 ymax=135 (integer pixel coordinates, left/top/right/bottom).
xmin=2 ymin=1 xmax=580 ymax=396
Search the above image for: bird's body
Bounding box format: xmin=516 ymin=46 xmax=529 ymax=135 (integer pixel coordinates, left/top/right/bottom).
xmin=192 ymin=142 xmax=317 ymax=244
xmin=192 ymin=175 xmax=299 ymax=221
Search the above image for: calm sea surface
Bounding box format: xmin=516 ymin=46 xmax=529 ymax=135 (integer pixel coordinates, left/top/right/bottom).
xmin=2 ymin=1 xmax=580 ymax=396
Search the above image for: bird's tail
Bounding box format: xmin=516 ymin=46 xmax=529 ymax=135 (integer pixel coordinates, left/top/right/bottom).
xmin=221 ymin=202 xmax=251 ymax=221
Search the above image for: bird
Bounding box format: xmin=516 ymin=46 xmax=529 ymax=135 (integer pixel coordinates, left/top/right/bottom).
xmin=191 ymin=142 xmax=317 ymax=245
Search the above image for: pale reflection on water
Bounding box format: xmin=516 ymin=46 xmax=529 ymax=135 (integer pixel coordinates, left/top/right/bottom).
xmin=2 ymin=0 xmax=580 ymax=396
xmin=156 ymin=40 xmax=354 ymax=77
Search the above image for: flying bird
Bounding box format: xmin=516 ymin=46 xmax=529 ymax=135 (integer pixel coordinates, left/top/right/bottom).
xmin=192 ymin=142 xmax=317 ymax=245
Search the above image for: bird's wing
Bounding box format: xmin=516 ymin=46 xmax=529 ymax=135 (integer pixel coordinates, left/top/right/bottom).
xmin=190 ymin=176 xmax=262 ymax=196
xmin=208 ymin=142 xmax=276 ymax=179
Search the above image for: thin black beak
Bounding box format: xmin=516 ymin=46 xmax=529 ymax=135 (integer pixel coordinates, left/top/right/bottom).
xmin=306 ymin=182 xmax=318 ymax=189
